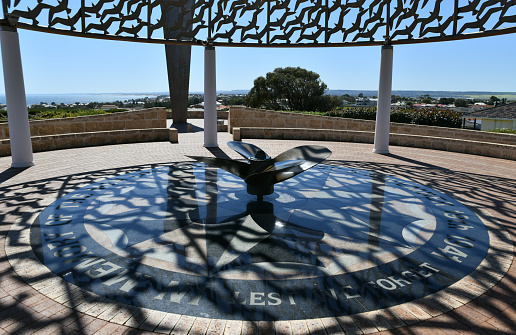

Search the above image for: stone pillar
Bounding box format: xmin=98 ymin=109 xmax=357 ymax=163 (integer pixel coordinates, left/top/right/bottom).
xmin=0 ymin=24 xmax=34 ymax=167
xmin=163 ymin=0 xmax=195 ymax=124
xmin=373 ymin=45 xmax=393 ymax=154
xmin=204 ymin=45 xmax=217 ymax=147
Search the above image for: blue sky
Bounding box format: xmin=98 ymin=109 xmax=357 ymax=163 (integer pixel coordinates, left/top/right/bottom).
xmin=0 ymin=28 xmax=515 ymax=94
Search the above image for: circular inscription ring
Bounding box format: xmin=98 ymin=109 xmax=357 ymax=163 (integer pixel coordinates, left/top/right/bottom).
xmin=26 ymin=163 xmax=504 ymax=321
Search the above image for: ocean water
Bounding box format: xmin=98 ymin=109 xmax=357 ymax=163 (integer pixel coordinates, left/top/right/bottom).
xmin=0 ymin=93 xmax=159 ymax=106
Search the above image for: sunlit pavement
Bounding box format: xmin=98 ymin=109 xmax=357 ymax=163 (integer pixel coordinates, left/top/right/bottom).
xmin=1 ymin=121 xmax=516 ymax=334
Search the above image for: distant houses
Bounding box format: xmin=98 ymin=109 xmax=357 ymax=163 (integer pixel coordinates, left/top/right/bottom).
xmin=464 ymin=102 xmax=516 ymax=131
xmin=100 ymin=105 xmax=118 ymax=110
xmin=353 ymin=97 xmax=378 ymax=107
xmin=190 ymin=101 xmax=229 ymax=110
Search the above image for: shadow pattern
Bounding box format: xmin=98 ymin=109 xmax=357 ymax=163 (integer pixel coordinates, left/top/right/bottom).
xmin=0 ymin=156 xmax=515 ymax=332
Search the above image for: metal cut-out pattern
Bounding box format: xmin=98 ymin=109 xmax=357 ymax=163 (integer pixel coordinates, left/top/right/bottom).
xmin=2 ymin=0 xmax=516 ymax=46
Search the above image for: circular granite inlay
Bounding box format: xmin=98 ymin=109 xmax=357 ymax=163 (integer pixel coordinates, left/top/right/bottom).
xmin=20 ymin=163 xmax=508 ymax=321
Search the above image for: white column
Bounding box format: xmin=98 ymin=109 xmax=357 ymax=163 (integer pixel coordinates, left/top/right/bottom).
xmin=0 ymin=25 xmax=34 ymax=167
xmin=373 ymin=45 xmax=393 ymax=154
xmin=203 ymin=45 xmax=218 ymax=147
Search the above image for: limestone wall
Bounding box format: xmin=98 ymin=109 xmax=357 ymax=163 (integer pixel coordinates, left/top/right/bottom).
xmin=228 ymin=107 xmax=375 ymax=133
xmin=0 ymin=128 xmax=177 ymax=157
xmin=0 ymin=108 xmax=166 ymax=139
xmin=230 ymin=107 xmax=516 ymax=161
xmin=167 ymin=110 xmax=229 ymax=120
xmin=0 ymin=108 xmax=175 ymax=157
xmin=229 ymin=107 xmax=516 ymax=145
xmin=233 ymin=127 xmax=516 ymax=161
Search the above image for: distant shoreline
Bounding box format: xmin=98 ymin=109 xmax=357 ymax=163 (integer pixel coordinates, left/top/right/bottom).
xmin=0 ymin=93 xmax=160 ymax=106
xmin=325 ymin=90 xmax=516 ymax=100
xmin=1 ymin=90 xmax=515 ymax=105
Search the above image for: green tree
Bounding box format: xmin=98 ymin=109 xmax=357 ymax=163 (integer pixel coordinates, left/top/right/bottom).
xmin=221 ymin=96 xmax=246 ymax=106
xmin=439 ymin=97 xmax=455 ymax=105
xmin=245 ymin=67 xmax=335 ymax=112
xmin=188 ymin=95 xmax=203 ymax=106
xmin=342 ymin=94 xmax=356 ymax=103
xmin=489 ymin=96 xmax=500 ymax=105
xmin=319 ymin=95 xmax=343 ymax=112
xmin=391 ymin=95 xmax=402 ymax=103
xmin=420 ymin=94 xmax=432 ymax=104
xmin=454 ymin=99 xmax=469 ymax=107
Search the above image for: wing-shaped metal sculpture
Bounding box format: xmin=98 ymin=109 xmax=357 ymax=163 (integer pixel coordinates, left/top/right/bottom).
xmin=187 ymin=141 xmax=331 ymax=198
xmin=227 ymin=141 xmax=269 ymax=160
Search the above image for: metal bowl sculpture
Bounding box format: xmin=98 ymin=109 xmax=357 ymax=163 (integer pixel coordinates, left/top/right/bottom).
xmin=187 ymin=141 xmax=331 ymax=199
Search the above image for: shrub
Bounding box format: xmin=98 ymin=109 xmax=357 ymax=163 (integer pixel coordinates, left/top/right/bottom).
xmin=325 ymin=106 xmax=461 ymax=128
xmin=487 ymin=128 xmax=516 ymax=134
xmin=327 ymin=107 xmax=377 ymax=120
xmin=1 ymin=108 xmax=128 ymax=122
xmin=396 ymin=107 xmax=462 ymax=128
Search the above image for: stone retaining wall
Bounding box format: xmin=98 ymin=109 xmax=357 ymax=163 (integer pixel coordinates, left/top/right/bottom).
xmin=167 ymin=110 xmax=229 ymax=120
xmin=0 ymin=108 xmax=174 ymax=157
xmin=0 ymin=108 xmax=166 ymax=139
xmin=233 ymin=127 xmax=516 ymax=161
xmin=0 ymin=128 xmax=178 ymax=157
xmin=229 ymin=107 xmax=516 ymax=145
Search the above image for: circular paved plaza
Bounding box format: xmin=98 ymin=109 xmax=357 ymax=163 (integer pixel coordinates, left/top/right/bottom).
xmin=1 ymin=128 xmax=516 ymax=334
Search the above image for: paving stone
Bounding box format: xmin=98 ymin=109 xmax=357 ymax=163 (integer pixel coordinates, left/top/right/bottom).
xmin=188 ymin=317 xmax=210 ymax=335
xmin=64 ymin=313 xmax=98 ymax=331
xmin=447 ymin=305 xmax=490 ymax=328
xmin=243 ymin=322 xmax=264 ymax=335
xmin=154 ymin=313 xmax=181 ymax=334
xmin=388 ymin=305 xmax=420 ymax=325
xmin=81 ymin=318 xmax=110 ymax=334
xmin=257 ymin=321 xmax=274 ymax=335
xmin=138 ymin=310 xmax=167 ymax=332
xmin=110 ymin=306 xmax=140 ymax=325
xmin=1 ymin=130 xmax=516 ymax=335
xmin=289 ymin=320 xmax=309 ymax=335
xmin=96 ymin=303 xmax=126 ymax=321
xmin=92 ymin=321 xmax=130 ymax=335
xmin=305 ymin=318 xmax=326 ymax=335
xmin=351 ymin=314 xmax=378 ymax=334
xmin=205 ymin=319 xmax=226 ymax=335
xmin=26 ymin=322 xmax=64 ymax=335
xmin=170 ymin=315 xmax=195 ymax=335
xmin=82 ymin=299 xmax=112 ymax=318
xmin=319 ymin=317 xmax=345 ymax=335
xmin=484 ymin=315 xmax=516 ymax=333
xmin=224 ymin=320 xmax=243 ymax=335
xmin=363 ymin=311 xmax=393 ymax=332
xmin=403 ymin=303 xmax=433 ymax=321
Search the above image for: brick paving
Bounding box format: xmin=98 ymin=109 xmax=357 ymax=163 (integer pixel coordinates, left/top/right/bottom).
xmin=1 ymin=121 xmax=515 ymax=334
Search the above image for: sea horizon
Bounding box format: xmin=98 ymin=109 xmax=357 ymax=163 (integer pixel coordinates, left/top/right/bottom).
xmin=1 ymin=89 xmax=516 ymax=106
xmin=0 ymin=93 xmax=161 ymax=106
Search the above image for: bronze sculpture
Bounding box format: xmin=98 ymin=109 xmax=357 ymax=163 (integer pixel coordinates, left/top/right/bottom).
xmin=188 ymin=141 xmax=331 ymax=199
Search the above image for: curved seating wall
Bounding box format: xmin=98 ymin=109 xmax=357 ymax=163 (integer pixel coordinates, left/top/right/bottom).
xmin=0 ymin=108 xmax=177 ymax=157
xmin=229 ymin=107 xmax=516 ymax=161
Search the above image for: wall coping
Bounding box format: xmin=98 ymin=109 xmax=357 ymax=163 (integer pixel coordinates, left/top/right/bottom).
xmin=0 ymin=128 xmax=177 ymax=157
xmin=233 ymin=126 xmax=516 ymax=161
xmin=229 ymin=107 xmax=516 ymax=144
xmin=0 ymin=107 xmax=166 ymax=126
